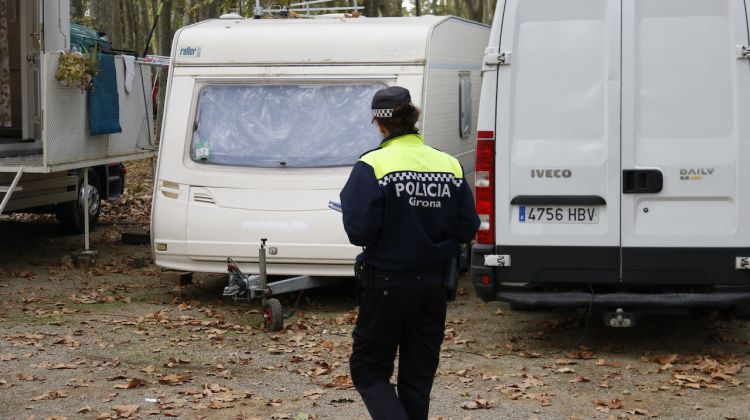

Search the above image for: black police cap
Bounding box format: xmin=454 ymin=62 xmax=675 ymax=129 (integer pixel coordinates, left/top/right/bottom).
xmin=371 ymin=86 xmax=412 ymax=118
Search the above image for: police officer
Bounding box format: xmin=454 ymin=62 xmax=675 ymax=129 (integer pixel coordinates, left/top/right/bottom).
xmin=340 ymin=86 xmax=480 ymax=420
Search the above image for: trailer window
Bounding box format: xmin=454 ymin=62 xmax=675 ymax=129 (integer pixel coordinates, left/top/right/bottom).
xmin=191 ymin=83 xmax=385 ymax=168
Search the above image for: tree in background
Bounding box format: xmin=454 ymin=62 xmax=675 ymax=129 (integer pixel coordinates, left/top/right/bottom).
xmin=67 ymin=0 xmax=497 ymax=58
xmin=66 ymin=0 xmax=496 ymax=141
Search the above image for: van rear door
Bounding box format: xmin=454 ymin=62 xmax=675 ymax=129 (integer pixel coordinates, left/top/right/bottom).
xmin=620 ymin=0 xmax=750 ymax=285
xmin=494 ymin=0 xmax=622 ymax=283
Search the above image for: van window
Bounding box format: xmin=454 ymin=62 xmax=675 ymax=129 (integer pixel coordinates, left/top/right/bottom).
xmin=191 ymin=83 xmax=385 ymax=168
xmin=459 ymin=73 xmax=472 ymax=139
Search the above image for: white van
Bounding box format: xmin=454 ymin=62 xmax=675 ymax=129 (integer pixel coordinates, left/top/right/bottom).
xmin=472 ymin=0 xmax=750 ymax=318
xmin=152 ymin=16 xmax=489 ymax=276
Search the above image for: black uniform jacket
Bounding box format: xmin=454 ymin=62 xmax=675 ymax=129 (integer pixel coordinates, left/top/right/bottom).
xmin=340 ymin=133 xmax=480 ymax=273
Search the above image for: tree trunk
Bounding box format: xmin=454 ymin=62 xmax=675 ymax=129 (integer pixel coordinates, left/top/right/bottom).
xmin=378 ymin=0 xmax=400 ymax=17
xmin=70 ymin=0 xmax=86 ymax=22
xmin=108 ymin=0 xmax=124 ymax=48
xmin=363 ymin=0 xmax=379 ymax=17
xmin=90 ymin=0 xmax=109 ymax=33
xmin=139 ymin=0 xmax=151 ymax=55
xmin=183 ymin=0 xmax=193 ymax=26
xmin=155 ymin=0 xmax=173 ymax=143
xmin=158 ymin=0 xmax=172 ymax=57
xmin=124 ymin=0 xmax=138 ymax=51
xmin=463 ymin=0 xmax=483 ymax=23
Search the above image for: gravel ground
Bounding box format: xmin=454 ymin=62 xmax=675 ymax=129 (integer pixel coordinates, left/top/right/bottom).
xmin=1 ymin=164 xmax=750 ymax=419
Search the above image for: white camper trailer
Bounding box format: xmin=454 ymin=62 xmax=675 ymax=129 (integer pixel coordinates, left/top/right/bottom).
xmin=0 ymin=0 xmax=154 ymax=235
xmin=472 ymin=0 xmax=750 ymax=323
xmin=152 ymin=16 xmax=489 ymax=277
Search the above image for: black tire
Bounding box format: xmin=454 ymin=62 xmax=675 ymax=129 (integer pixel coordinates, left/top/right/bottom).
xmin=734 ymin=304 xmax=750 ymax=320
xmin=262 ymin=298 xmax=284 ymax=332
xmin=56 ymin=169 xmax=101 ymax=235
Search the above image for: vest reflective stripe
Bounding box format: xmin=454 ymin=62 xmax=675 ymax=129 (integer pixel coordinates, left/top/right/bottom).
xmin=360 ymin=134 xmax=464 ymax=180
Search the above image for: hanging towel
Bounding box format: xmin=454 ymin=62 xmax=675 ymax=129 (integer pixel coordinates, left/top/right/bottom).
xmin=0 ymin=0 xmax=12 ymax=128
xmin=88 ymin=53 xmax=122 ymax=136
xmin=123 ymin=55 xmax=135 ymax=94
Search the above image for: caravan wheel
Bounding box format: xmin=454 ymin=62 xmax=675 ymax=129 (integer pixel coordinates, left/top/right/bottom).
xmin=56 ymin=169 xmax=101 ymax=235
xmin=262 ymin=298 xmax=284 ymax=332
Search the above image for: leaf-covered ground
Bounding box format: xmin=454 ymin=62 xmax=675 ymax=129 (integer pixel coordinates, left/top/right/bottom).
xmin=1 ymin=161 xmax=750 ymax=419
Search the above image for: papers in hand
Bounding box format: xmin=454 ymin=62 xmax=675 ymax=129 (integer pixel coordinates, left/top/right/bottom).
xmin=328 ymin=201 xmax=343 ymax=213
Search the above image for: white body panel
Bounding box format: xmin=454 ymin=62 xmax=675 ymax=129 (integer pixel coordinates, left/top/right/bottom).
xmin=621 ymin=0 xmax=750 ymax=248
xmin=491 ymin=0 xmax=621 ymax=248
xmin=152 ymin=17 xmax=490 ymax=275
xmin=482 ymin=0 xmax=750 ymax=280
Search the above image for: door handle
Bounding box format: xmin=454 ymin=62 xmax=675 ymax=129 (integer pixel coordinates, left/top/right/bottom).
xmin=623 ymin=170 xmax=663 ymax=194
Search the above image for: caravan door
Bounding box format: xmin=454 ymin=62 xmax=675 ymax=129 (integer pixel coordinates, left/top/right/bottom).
xmin=494 ymin=0 xmax=622 ymax=284
xmin=20 ymin=0 xmax=41 ymax=140
xmin=620 ymin=0 xmax=750 ymax=285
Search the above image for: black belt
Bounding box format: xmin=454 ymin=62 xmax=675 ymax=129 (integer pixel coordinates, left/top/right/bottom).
xmin=358 ymin=266 xmax=444 ymax=288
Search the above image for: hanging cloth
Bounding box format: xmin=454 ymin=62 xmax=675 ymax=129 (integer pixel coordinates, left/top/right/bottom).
xmin=0 ymin=0 xmax=12 ymax=127
xmin=122 ymin=55 xmax=135 ymax=94
xmin=88 ymin=53 xmax=122 ymax=136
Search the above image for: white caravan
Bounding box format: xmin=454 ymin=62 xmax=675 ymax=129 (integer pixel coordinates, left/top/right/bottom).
xmin=152 ymin=16 xmax=490 ymax=276
xmin=0 ymin=0 xmax=153 ymax=236
xmin=472 ymin=0 xmax=750 ymax=321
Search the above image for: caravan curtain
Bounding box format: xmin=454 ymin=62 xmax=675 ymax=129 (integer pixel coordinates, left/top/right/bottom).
xmin=0 ymin=0 xmax=10 ymax=127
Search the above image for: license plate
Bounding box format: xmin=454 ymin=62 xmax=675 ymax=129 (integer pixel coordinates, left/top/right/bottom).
xmin=518 ymin=206 xmax=598 ymax=224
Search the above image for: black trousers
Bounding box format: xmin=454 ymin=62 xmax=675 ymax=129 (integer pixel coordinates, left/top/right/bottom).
xmin=350 ymin=274 xmax=447 ymax=420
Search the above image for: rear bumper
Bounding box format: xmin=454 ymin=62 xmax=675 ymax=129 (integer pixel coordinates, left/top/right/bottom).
xmin=155 ymin=253 xmax=355 ymax=276
xmin=471 ymin=244 xmax=750 ymax=307
xmin=496 ymin=290 xmax=750 ymax=307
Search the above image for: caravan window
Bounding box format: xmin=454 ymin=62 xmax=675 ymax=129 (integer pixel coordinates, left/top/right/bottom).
xmin=191 ymin=83 xmax=385 ymax=168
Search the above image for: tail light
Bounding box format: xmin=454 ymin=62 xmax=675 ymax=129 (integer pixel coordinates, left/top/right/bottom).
xmin=475 ymin=131 xmax=495 ymax=244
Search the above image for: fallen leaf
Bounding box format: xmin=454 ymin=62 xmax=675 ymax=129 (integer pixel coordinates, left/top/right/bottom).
xmin=0 ymin=353 xmax=16 ymax=361
xmin=30 ymin=390 xmax=68 ymax=401
xmin=113 ymin=404 xmax=139 ymax=418
xmin=158 ymin=374 xmax=190 ymax=385
xmin=626 ymin=408 xmax=650 ymax=416
xmin=324 ymin=375 xmax=353 ymax=389
xmin=54 ymin=336 xmax=81 ymax=348
xmin=653 ymin=354 xmax=679 ymax=365
xmin=114 ymin=378 xmax=145 ymax=389
xmin=303 ymin=388 xmax=326 ymax=400
xmin=164 ymin=356 xmax=190 ymax=368
xmin=461 ymin=397 xmax=493 ymax=410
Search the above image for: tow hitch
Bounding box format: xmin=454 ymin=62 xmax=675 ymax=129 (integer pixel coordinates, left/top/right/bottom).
xmin=222 ymin=238 xmax=341 ymax=331
xmin=603 ymin=308 xmax=639 ymax=328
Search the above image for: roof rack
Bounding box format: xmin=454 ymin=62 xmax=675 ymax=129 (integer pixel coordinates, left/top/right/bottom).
xmin=251 ymin=0 xmax=364 ymax=18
